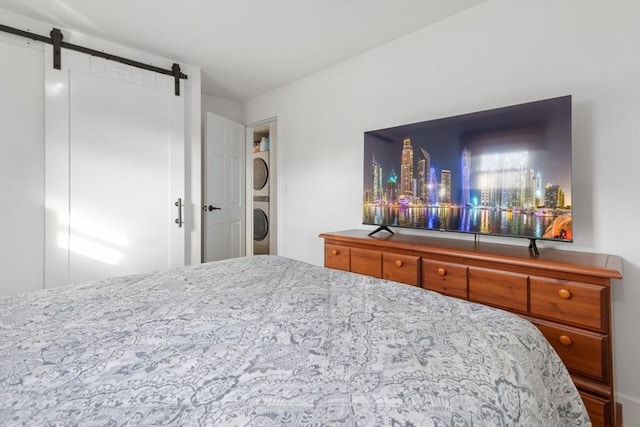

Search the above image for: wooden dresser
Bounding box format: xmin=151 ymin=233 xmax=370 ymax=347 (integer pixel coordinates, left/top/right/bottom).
xmin=320 ymin=229 xmax=623 ymax=427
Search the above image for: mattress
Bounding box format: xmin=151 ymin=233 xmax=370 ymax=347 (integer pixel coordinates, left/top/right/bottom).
xmin=0 ymin=255 xmax=590 ymax=426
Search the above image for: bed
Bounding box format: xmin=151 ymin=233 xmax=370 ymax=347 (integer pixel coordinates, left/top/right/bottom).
xmin=1 ymin=255 xmax=590 ymax=426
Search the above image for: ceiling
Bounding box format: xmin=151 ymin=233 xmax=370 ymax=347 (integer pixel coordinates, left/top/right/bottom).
xmin=0 ymin=0 xmax=483 ymax=101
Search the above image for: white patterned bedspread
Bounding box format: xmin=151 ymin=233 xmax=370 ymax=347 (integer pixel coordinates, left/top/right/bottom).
xmin=1 ymin=255 xmax=589 ymax=426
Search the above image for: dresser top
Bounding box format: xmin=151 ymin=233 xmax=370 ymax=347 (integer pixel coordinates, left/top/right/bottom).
xmin=320 ymin=229 xmax=623 ymax=280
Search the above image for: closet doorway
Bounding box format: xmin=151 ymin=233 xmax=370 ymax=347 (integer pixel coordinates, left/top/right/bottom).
xmin=248 ymin=119 xmax=277 ymax=256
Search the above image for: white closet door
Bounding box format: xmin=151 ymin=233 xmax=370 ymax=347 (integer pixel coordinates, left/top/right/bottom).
xmin=203 ymin=112 xmax=245 ymax=262
xmin=44 ymin=46 xmax=185 ymax=287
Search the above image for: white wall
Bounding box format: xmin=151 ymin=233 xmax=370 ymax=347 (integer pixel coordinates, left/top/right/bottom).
xmin=202 ymin=93 xmax=243 ymax=124
xmin=244 ymin=0 xmax=640 ymax=422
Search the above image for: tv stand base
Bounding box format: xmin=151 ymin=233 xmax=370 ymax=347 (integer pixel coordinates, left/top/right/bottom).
xmin=368 ymin=225 xmax=395 ymax=236
xmin=528 ymin=238 xmax=540 ymax=256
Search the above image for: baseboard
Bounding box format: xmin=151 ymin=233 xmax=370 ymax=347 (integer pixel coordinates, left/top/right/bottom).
xmin=616 ymin=394 xmax=640 ymax=427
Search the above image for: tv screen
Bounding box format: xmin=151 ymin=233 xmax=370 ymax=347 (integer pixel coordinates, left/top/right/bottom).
xmin=363 ymin=95 xmax=572 ymax=244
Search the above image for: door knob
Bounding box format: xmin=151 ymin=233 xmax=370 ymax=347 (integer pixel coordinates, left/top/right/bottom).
xmin=203 ymin=205 xmax=222 ymax=212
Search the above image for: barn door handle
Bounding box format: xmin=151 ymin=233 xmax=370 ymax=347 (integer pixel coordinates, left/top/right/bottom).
xmin=175 ymin=198 xmax=183 ymax=227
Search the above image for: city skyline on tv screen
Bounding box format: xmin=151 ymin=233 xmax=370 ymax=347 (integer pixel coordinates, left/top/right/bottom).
xmin=362 ymin=95 xmax=573 ymax=241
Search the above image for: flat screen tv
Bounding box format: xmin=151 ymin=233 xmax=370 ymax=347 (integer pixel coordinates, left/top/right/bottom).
xmin=363 ymin=95 xmax=572 ymax=252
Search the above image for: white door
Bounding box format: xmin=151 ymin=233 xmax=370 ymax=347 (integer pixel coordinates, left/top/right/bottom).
xmin=203 ymin=113 xmax=245 ymax=262
xmin=44 ymin=46 xmax=185 ymax=287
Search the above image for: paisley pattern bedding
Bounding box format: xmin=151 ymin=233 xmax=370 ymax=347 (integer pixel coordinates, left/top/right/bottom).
xmin=1 ymin=255 xmax=589 ymax=426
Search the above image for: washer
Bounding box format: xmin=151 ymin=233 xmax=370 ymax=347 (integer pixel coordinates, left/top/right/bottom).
xmin=253 ymin=201 xmax=269 ymax=255
xmin=253 ymin=151 xmax=270 ymax=254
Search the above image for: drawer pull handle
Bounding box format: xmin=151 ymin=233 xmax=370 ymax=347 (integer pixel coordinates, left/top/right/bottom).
xmin=558 ymin=289 xmax=572 ymax=299
xmin=558 ymin=335 xmax=573 ymax=346
xmin=437 ymin=268 xmax=447 ymax=276
xmin=331 ymin=249 xmax=338 ymax=256
xmin=395 ymin=260 xmax=403 ymax=267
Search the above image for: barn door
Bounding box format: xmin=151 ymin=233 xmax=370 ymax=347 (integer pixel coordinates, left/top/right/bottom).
xmin=44 ymin=46 xmax=185 ymax=287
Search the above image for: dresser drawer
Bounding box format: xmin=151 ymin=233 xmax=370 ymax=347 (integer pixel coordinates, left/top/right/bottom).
xmin=382 ymin=252 xmax=420 ymax=286
xmin=422 ymin=259 xmax=467 ymax=298
xmin=468 ymin=267 xmax=528 ymax=312
xmin=534 ymin=321 xmax=608 ymax=382
xmin=579 ymin=391 xmax=610 ymax=427
xmin=324 ymin=244 xmax=350 ymax=271
xmin=351 ymin=248 xmax=382 ymax=278
xmin=530 ymin=277 xmax=606 ymax=331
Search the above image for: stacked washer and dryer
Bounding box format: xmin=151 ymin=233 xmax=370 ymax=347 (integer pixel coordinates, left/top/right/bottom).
xmin=253 ymin=136 xmax=270 ymax=255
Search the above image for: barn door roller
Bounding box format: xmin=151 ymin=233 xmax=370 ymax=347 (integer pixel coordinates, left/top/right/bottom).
xmin=51 ymin=28 xmax=63 ymax=70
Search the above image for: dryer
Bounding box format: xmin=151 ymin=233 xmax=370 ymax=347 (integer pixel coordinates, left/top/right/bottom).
xmin=253 ymin=151 xmax=269 ymax=199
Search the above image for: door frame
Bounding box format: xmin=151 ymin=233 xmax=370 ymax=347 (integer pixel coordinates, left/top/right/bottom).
xmin=245 ymin=117 xmax=278 ymax=256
